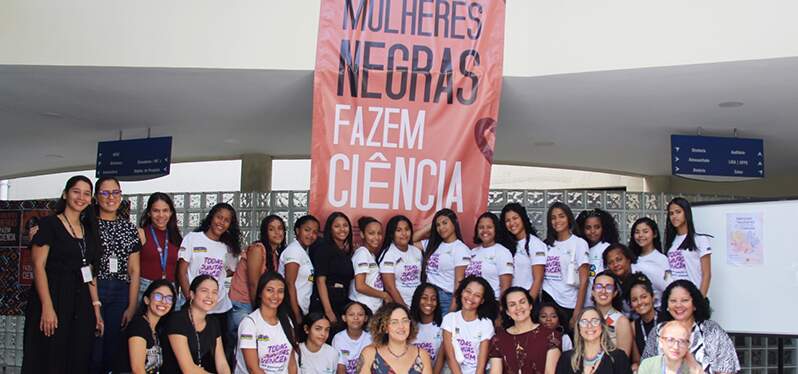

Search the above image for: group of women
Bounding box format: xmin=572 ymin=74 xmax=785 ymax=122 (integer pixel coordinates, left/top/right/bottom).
xmin=22 ymin=175 xmax=740 ymax=374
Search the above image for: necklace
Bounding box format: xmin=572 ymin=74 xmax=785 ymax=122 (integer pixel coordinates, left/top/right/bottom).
xmin=386 ymin=344 xmax=408 ymax=359
xmin=511 ymin=327 xmax=534 ymax=374
xmin=187 ymin=308 xmax=203 ymax=369
xmin=583 ymin=350 xmax=604 ymax=368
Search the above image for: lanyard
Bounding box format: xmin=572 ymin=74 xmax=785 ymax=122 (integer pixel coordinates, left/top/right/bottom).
xmin=641 ymin=314 xmax=657 ymax=342
xmin=149 ymin=225 xmax=169 ymax=278
xmin=62 ymin=214 xmax=88 ymax=265
xmin=187 ymin=309 xmax=203 ymax=369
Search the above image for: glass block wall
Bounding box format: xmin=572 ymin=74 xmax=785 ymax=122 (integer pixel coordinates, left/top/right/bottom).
xmin=1 ymin=190 xmax=793 ymax=373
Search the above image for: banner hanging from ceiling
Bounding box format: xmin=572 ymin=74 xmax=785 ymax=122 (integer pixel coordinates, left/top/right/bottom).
xmin=310 ymin=0 xmax=506 ymax=235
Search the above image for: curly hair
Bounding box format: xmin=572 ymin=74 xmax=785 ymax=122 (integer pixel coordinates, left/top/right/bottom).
xmin=369 ymin=302 xmax=418 ymax=346
xmin=575 ymin=208 xmax=619 ymax=246
xmin=195 ymin=202 xmax=242 ymax=256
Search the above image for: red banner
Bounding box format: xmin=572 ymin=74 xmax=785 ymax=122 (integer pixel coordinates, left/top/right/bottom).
xmin=310 ymin=0 xmax=506 ymax=238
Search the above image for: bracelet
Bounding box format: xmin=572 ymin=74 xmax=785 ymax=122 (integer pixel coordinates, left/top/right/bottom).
xmin=92 ymin=301 xmax=102 ymax=307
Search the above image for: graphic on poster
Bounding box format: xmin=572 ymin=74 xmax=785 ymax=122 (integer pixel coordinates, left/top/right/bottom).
xmin=726 ymin=212 xmax=764 ymax=266
xmin=0 ymin=211 xmax=21 ymax=246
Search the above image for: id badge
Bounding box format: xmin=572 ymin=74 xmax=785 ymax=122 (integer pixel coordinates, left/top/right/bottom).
xmin=81 ymin=265 xmax=93 ymax=283
xmin=109 ymin=256 xmax=119 ymax=273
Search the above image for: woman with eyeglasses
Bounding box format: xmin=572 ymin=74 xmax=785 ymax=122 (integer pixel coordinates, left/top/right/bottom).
xmin=590 ymin=271 xmax=632 ymax=357
xmin=358 ymin=302 xmax=433 ymax=374
xmin=115 ymin=279 xmax=176 ymax=374
xmin=637 ymin=321 xmax=701 ymax=374
xmin=641 ymin=281 xmax=739 ymax=374
xmin=555 ymin=307 xmax=631 ymax=374
xmin=91 ymin=176 xmax=143 ymax=374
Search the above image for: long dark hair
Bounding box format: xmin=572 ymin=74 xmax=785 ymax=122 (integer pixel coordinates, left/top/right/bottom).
xmin=659 ymin=280 xmax=711 ymax=322
xmin=544 ymin=202 xmax=576 ymax=246
xmin=53 ymin=175 xmax=98 ymax=252
xmin=377 ymin=215 xmax=414 ymax=264
xmin=293 ymin=215 xmax=320 ymax=246
xmin=138 ymin=278 xmax=177 ymax=316
xmin=472 ymin=212 xmax=515 ymax=251
xmin=139 ymin=192 xmax=183 ymax=247
xmin=575 ymin=208 xmax=619 ymax=247
xmin=54 ymin=175 xmax=94 ymax=215
xmin=421 ymin=209 xmax=463 ymax=281
xmin=253 ymin=272 xmax=300 ymax=362
xmin=500 ymin=203 xmax=539 ymax=256
xmin=591 ymin=270 xmax=625 ymax=312
xmin=258 ymin=215 xmax=287 ymax=273
xmin=628 ymin=217 xmax=662 ymax=257
xmin=322 ymin=211 xmax=353 ymax=253
xmin=499 ymin=286 xmax=534 ymax=329
xmin=665 ymin=197 xmax=698 ymax=253
xmin=185 ymin=274 xmax=218 ymax=309
xmin=410 ymin=283 xmax=442 ymax=326
xmin=454 ymin=276 xmax=498 ymax=321
xmin=195 ymin=202 xmax=242 ymax=256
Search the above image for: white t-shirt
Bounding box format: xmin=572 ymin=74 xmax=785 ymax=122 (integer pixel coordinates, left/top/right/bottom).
xmin=379 ymin=243 xmax=423 ymax=305
xmin=299 ymin=342 xmax=339 ymax=374
xmin=541 ymin=235 xmax=590 ymax=309
xmin=511 ymin=235 xmax=547 ymax=290
xmin=332 ymin=330 xmax=372 ymax=374
xmin=413 ymin=322 xmax=443 ymax=361
xmin=561 ymin=334 xmax=574 ymax=351
xmin=422 ymin=239 xmax=471 ymax=293
xmin=278 ymin=240 xmax=314 ymax=315
xmin=464 ymin=244 xmax=514 ymax=300
xmin=585 ymin=241 xmax=610 ymax=308
xmin=348 ymin=246 xmax=384 ymax=313
xmin=235 ymin=310 xmax=293 ymax=374
xmin=178 ymin=231 xmax=232 ymax=313
xmin=635 ymin=250 xmax=670 ymax=305
xmin=441 ymin=311 xmax=495 ymax=374
xmin=667 ymin=234 xmax=711 ymax=288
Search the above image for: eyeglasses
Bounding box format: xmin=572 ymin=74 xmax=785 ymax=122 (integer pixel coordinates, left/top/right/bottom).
xmin=151 ymin=292 xmax=174 ymax=304
xmin=578 ymin=318 xmax=602 ymax=328
xmin=388 ymin=318 xmax=411 ymax=327
xmin=661 ymin=336 xmax=690 ymax=348
xmin=97 ymin=190 xmax=122 ymax=198
xmin=593 ymin=283 xmax=616 ymax=292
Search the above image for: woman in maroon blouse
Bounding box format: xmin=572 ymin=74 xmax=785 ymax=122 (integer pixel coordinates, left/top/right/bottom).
xmin=136 ymin=193 xmax=183 ymax=301
xmin=489 ymin=286 xmax=561 ymax=374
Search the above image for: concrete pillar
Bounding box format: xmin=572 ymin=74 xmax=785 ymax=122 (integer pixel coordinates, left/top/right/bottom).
xmin=643 ymin=176 xmax=671 ymax=193
xmin=240 ymin=154 xmax=272 ymax=193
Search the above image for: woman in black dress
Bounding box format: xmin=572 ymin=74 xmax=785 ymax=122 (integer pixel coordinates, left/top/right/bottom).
xmin=22 ymin=175 xmax=104 ymax=373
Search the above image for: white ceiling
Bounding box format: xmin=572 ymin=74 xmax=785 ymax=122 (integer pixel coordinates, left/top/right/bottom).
xmin=1 ymin=57 xmax=797 ymax=179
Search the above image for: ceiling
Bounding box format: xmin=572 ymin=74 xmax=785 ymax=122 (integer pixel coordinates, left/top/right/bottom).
xmin=1 ymin=57 xmax=797 ymax=179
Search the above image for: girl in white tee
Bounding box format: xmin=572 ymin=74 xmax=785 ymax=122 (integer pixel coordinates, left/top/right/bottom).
xmin=575 ymin=208 xmax=620 ymax=308
xmin=464 ymin=212 xmax=514 ymax=300
xmin=500 ymin=203 xmax=547 ymax=301
xmin=278 ymin=215 xmax=320 ymax=323
xmin=665 ymin=198 xmax=712 ymax=296
xmin=378 ymin=215 xmax=423 ymax=308
xmin=349 ymin=217 xmax=391 ymax=314
xmin=414 ymin=208 xmax=471 ymax=314
xmin=442 ymin=276 xmax=497 ymax=374
xmin=299 ymin=314 xmax=338 ymax=374
xmin=628 ymin=217 xmax=669 ymax=305
xmin=410 ymin=283 xmax=445 ymax=373
xmin=235 ymin=272 xmax=298 ymax=374
xmin=541 ymin=202 xmax=590 ymax=332
xmin=331 ymin=302 xmax=372 ymax=374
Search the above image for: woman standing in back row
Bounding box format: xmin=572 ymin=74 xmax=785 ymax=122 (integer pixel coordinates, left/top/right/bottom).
xmin=137 ymin=193 xmax=183 ymax=302
xmin=665 ymin=198 xmax=712 ymax=297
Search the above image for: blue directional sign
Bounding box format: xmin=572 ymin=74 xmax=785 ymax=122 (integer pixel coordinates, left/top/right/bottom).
xmin=96 ymin=137 xmax=172 ymax=181
xmin=671 ymin=135 xmax=764 ymax=181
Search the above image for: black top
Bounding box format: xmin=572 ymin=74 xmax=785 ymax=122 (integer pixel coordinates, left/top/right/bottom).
xmin=33 ymin=214 xmax=100 ymax=277
xmin=311 ymin=240 xmax=355 ymax=288
xmin=97 ymin=217 xmax=142 ymax=281
xmin=114 ymin=315 xmax=161 ymax=374
xmin=160 ymin=309 xmax=222 ymax=373
xmin=633 ymin=313 xmax=658 ymax=356
xmin=555 ymin=349 xmax=631 ymax=374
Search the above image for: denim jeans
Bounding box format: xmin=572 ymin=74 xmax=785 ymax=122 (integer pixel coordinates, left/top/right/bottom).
xmin=91 ymin=278 xmax=131 ymax=374
xmin=437 ymin=287 xmax=454 ymax=315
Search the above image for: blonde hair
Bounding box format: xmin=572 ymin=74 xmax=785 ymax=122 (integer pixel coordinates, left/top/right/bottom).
xmin=571 ymin=307 xmax=617 ymax=372
xmin=369 ymin=303 xmax=418 ymax=346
